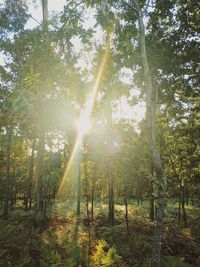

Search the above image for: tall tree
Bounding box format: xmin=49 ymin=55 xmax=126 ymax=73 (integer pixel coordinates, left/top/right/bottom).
xmin=130 ymin=1 xmax=166 ymax=266
xmin=34 ymin=0 xmax=49 ymax=219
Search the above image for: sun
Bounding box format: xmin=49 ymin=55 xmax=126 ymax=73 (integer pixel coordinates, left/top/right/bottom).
xmin=75 ymin=114 xmax=91 ymax=135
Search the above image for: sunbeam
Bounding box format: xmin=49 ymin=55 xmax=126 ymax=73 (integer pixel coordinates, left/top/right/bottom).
xmin=57 ymin=37 xmax=111 ymax=199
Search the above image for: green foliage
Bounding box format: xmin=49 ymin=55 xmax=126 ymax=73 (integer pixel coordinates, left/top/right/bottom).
xmin=91 ymin=240 xmax=122 ymax=267
xmin=162 ymin=256 xmax=194 ymax=267
xmin=143 ymin=256 xmax=194 ymax=267
xmin=40 ymin=248 xmax=62 ymax=267
xmin=34 ymin=211 xmax=45 ymax=227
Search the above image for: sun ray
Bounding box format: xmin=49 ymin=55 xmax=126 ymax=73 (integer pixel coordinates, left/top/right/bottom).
xmin=57 ymin=36 xmax=111 ymax=199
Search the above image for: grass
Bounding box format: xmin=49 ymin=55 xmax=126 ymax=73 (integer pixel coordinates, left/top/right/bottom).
xmin=0 ymin=200 xmax=199 ymax=266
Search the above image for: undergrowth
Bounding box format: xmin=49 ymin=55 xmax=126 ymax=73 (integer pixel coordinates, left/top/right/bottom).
xmin=0 ymin=201 xmax=199 ymax=267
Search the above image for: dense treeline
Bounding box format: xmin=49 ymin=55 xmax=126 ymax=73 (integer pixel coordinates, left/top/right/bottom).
xmin=0 ymin=1 xmax=199 ymax=267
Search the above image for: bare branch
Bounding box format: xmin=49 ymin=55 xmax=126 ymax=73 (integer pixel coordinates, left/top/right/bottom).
xmin=28 ymin=14 xmax=42 ymax=26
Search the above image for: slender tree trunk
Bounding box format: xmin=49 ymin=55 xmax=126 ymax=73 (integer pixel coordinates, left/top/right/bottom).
xmin=170 ymin=156 xmax=187 ymax=227
xmin=10 ymin=164 xmax=16 ymax=209
xmin=149 ymin=179 xmax=155 ymax=221
xmin=178 ymin=184 xmax=181 ymax=222
xmin=42 ymin=0 xmax=48 ymax=28
xmin=133 ymin=2 xmax=167 ymax=266
xmin=149 ymin=163 xmax=155 ymax=221
xmin=106 ymin=98 xmax=115 ymax=225
xmin=77 ymin=146 xmax=81 ymax=216
xmin=185 ymin=180 xmax=189 ymax=206
xmin=108 ymin=158 xmax=114 ymax=225
xmin=91 ymin=164 xmax=96 ymax=221
xmin=25 ymin=139 xmax=35 ymax=210
xmin=34 ymin=0 xmax=48 ymax=221
xmin=3 ymin=127 xmax=12 ymax=219
xmin=83 ymin=149 xmax=89 ymax=221
xmin=124 ymin=197 xmax=129 ymax=229
xmin=10 ymin=185 xmax=14 ymax=208
xmin=181 ymin=184 xmax=187 ymax=227
xmin=35 ymin=130 xmax=45 ymax=216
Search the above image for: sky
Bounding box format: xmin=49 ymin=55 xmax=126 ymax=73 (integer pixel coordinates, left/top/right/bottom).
xmin=0 ymin=0 xmax=146 ymax=124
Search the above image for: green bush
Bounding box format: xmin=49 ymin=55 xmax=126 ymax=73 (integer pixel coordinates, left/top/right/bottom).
xmin=91 ymin=240 xmax=122 ymax=267
xmin=40 ymin=247 xmax=62 ymax=266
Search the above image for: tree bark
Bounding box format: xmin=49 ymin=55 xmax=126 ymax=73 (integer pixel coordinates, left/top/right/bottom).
xmin=185 ymin=180 xmax=189 ymax=206
xmin=34 ymin=0 xmax=48 ymax=221
xmin=169 ymin=156 xmax=187 ymax=226
xmin=178 ymin=186 xmax=181 ymax=222
xmin=84 ymin=151 xmax=89 ymax=221
xmin=25 ymin=139 xmax=35 ymax=210
xmin=106 ymin=98 xmax=115 ymax=225
xmin=124 ymin=197 xmax=129 ymax=229
xmin=77 ymin=145 xmax=81 ymax=216
xmin=3 ymin=127 xmax=12 ymax=219
xmin=42 ymin=0 xmax=48 ymax=29
xmin=91 ymin=163 xmax=96 ymax=221
xmin=35 ymin=130 xmax=45 ymax=215
xmin=149 ymin=178 xmax=155 ymax=221
xmin=181 ymin=184 xmax=187 ymax=227
xmin=132 ymin=2 xmax=167 ymax=266
xmin=108 ymin=159 xmax=114 ymax=225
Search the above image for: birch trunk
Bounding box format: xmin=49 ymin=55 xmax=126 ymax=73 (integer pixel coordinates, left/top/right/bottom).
xmin=132 ymin=1 xmax=167 ymax=266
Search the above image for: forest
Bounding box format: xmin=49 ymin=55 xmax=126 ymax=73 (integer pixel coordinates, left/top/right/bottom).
xmin=0 ymin=0 xmax=199 ymax=266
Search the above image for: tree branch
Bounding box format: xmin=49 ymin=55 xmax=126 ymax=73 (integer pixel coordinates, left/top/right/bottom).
xmin=121 ymin=0 xmax=139 ymax=14
xmin=64 ymin=0 xmax=85 ymax=28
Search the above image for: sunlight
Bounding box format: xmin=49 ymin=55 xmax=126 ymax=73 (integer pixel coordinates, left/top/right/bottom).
xmin=75 ymin=113 xmax=91 ymax=135
xmin=57 ymin=35 xmax=111 ymax=199
xmin=113 ymin=96 xmax=146 ymax=123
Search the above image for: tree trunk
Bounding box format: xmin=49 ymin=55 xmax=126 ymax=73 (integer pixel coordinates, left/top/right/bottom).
xmin=106 ymin=98 xmax=114 ymax=225
xmin=42 ymin=0 xmax=48 ymax=29
xmin=124 ymin=197 xmax=129 ymax=229
xmin=3 ymin=127 xmax=12 ymax=219
xmin=185 ymin=180 xmax=189 ymax=206
xmin=25 ymin=139 xmax=35 ymax=210
xmin=178 ymin=187 xmax=181 ymax=222
xmin=34 ymin=0 xmax=48 ymax=222
xmin=91 ymin=163 xmax=96 ymax=221
xmin=77 ymin=146 xmax=81 ymax=216
xmin=83 ymin=149 xmax=89 ymax=221
xmin=181 ymin=184 xmax=187 ymax=227
xmin=149 ymin=164 xmax=155 ymax=221
xmin=133 ymin=2 xmax=167 ymax=266
xmin=108 ymin=159 xmax=114 ymax=225
xmin=10 ymin=164 xmax=16 ymax=209
xmin=149 ymin=178 xmax=155 ymax=221
xmin=35 ymin=130 xmax=45 ymax=216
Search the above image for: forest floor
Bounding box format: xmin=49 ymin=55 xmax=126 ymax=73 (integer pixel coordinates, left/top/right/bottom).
xmin=0 ymin=201 xmax=200 ymax=267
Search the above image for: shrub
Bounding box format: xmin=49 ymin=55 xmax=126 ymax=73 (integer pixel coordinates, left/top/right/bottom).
xmin=91 ymin=240 xmax=122 ymax=267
